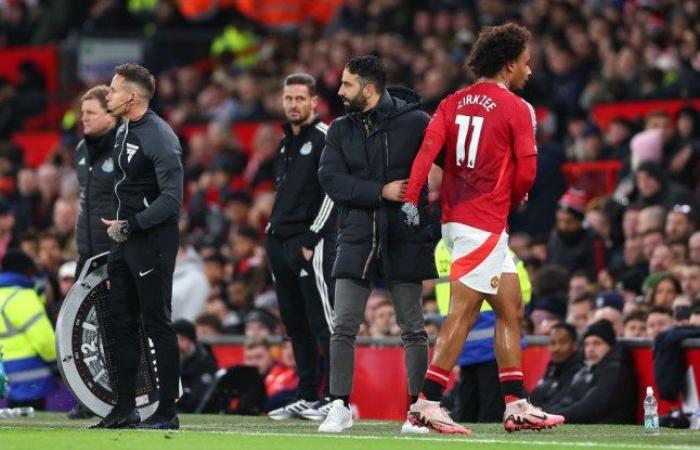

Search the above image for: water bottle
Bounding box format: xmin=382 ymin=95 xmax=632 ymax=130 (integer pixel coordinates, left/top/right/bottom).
xmin=0 ymin=346 xmax=7 ymax=399
xmin=644 ymin=386 xmax=659 ymax=435
xmin=0 ymin=407 xmax=35 ymax=418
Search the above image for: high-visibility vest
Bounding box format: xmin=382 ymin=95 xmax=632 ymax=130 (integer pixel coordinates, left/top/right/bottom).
xmin=434 ymin=239 xmax=531 ymax=366
xmin=0 ymin=283 xmax=56 ymax=401
xmin=210 ymin=26 xmax=260 ymax=68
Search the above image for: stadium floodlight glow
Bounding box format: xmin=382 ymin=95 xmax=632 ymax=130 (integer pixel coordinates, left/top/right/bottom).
xmin=55 ymin=252 xmax=160 ymax=419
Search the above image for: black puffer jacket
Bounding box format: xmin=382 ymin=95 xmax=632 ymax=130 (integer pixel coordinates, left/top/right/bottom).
xmin=530 ymin=352 xmax=584 ymax=409
xmin=319 ymin=88 xmax=436 ymax=282
xmin=549 ymin=345 xmax=637 ymax=424
xmin=75 ymin=127 xmax=117 ymax=258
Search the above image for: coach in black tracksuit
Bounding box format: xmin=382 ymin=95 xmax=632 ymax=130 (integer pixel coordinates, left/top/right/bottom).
xmin=265 ymin=74 xmax=337 ymax=419
xmin=96 ymin=63 xmax=183 ymax=430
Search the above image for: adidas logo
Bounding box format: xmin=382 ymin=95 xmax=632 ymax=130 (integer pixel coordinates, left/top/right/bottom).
xmin=300 ymin=269 xmax=309 ymax=277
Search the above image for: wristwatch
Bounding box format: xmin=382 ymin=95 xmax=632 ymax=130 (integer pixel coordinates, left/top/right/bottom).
xmin=119 ymin=220 xmax=130 ymax=236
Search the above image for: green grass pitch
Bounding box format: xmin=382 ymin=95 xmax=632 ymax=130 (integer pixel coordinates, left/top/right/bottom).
xmin=0 ymin=413 xmax=697 ymax=450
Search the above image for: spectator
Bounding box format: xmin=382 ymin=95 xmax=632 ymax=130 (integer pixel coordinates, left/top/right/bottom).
xmin=530 ymin=323 xmax=583 ymax=409
xmin=244 ymin=309 xmax=278 ymax=340
xmin=622 ymin=311 xmax=648 ymax=338
xmin=548 ymin=320 xmax=636 ymax=424
xmin=195 ymin=313 xmax=223 ymax=340
xmin=646 ymin=306 xmax=675 ymax=339
xmin=567 ymin=292 xmax=595 ymax=334
xmin=591 ymin=307 xmax=624 ymax=337
xmin=547 ymin=188 xmax=606 ymax=279
xmin=244 ymin=339 xmax=298 ymax=412
xmin=630 ymin=162 xmax=696 ymax=211
xmin=567 ymin=271 xmax=592 ymax=303
xmin=680 ymin=264 xmax=700 ymax=300
xmin=368 ymin=301 xmax=400 ymax=338
xmin=0 ymin=199 xmax=18 ymax=260
xmin=57 ymin=260 xmax=77 ymax=300
xmin=688 ymin=231 xmax=700 ymax=265
xmin=173 ymin=319 xmax=217 ymax=413
xmin=0 ymin=250 xmax=56 ymax=410
xmin=665 ymin=204 xmax=697 ymax=242
xmin=172 ymin=240 xmax=210 ymax=322
xmin=649 ymin=274 xmax=682 ymax=309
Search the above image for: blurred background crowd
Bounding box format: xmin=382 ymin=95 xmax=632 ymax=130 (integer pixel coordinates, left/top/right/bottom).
xmin=2 ymin=0 xmax=700 ymax=417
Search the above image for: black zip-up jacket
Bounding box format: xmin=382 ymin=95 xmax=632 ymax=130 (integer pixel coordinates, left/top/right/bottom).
xmin=318 ymin=87 xmax=436 ymax=282
xmin=113 ymin=109 xmax=183 ymax=232
xmin=530 ymin=351 xmax=584 ymax=409
xmin=75 ymin=127 xmax=118 ymax=258
xmin=268 ymin=117 xmax=336 ymax=248
xmin=549 ymin=345 xmax=637 ymax=424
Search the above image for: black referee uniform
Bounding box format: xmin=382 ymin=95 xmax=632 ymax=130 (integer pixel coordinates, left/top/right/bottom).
xmin=266 ymin=117 xmax=336 ymax=404
xmin=108 ymin=110 xmax=183 ymax=419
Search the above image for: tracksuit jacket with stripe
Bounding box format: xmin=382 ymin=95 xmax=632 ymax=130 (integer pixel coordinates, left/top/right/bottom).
xmin=267 ymin=117 xmax=336 ymax=244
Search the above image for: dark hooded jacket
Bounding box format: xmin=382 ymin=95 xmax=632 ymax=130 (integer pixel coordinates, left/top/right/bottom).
xmin=548 ymin=344 xmax=637 ymax=424
xmin=530 ymin=351 xmax=584 ymax=409
xmin=318 ymin=87 xmax=436 ymax=281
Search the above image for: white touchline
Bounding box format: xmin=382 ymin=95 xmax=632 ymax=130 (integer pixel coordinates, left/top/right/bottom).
xmin=170 ymin=429 xmax=697 ymax=450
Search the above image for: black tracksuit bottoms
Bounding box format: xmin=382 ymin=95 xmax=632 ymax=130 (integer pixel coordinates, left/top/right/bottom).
xmin=265 ymin=232 xmax=335 ymax=401
xmin=107 ymin=221 xmax=180 ymax=408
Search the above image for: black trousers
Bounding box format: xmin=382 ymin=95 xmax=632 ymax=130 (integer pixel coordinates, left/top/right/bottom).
xmin=265 ymin=233 xmax=335 ymax=401
xmin=452 ymin=359 xmax=504 ymax=423
xmin=107 ymin=221 xmax=179 ymax=408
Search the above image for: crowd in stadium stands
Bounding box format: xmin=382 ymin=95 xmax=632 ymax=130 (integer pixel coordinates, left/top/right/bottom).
xmin=2 ymin=0 xmax=700 ymax=418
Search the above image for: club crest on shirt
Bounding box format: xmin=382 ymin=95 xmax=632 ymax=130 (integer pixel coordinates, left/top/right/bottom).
xmin=490 ymin=276 xmax=500 ymax=289
xmin=126 ymin=143 xmax=139 ymax=163
xmin=101 ymin=158 xmax=114 ymax=173
xmin=300 ymin=142 xmax=313 ymax=155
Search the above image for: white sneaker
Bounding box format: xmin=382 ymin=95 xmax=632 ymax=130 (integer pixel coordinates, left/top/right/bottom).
xmin=401 ymin=412 xmax=429 ymax=434
xmin=318 ymin=399 xmax=353 ymax=433
xmin=300 ymin=397 xmax=333 ymax=421
xmin=268 ymin=399 xmax=315 ymax=420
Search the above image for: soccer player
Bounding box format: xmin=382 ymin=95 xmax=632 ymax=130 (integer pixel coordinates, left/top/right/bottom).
xmin=400 ymin=23 xmax=565 ymax=433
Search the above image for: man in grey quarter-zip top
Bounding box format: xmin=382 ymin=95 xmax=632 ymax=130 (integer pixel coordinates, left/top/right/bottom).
xmin=316 ymin=55 xmax=436 ymax=433
xmin=96 ymin=63 xmax=183 ymax=430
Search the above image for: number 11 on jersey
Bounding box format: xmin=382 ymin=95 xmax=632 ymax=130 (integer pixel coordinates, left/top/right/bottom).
xmin=455 ymin=115 xmax=484 ymax=168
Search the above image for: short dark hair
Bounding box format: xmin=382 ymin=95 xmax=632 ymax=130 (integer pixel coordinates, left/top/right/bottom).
xmin=195 ymin=313 xmax=222 ymax=332
xmin=114 ymin=63 xmax=156 ymax=100
xmin=572 ymin=291 xmax=596 ymax=306
xmin=467 ymin=23 xmax=531 ymax=78
xmin=345 ymin=55 xmax=387 ymax=93
xmin=551 ymin=322 xmax=578 ymax=341
xmin=648 ymin=306 xmax=673 ymax=318
xmin=284 ymin=73 xmax=316 ymax=96
xmin=623 ymin=310 xmax=647 ymax=325
xmin=81 ymin=85 xmax=110 ymax=111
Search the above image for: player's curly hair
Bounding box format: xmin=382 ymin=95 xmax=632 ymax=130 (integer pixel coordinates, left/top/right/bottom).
xmin=467 ymin=23 xmax=531 ymax=79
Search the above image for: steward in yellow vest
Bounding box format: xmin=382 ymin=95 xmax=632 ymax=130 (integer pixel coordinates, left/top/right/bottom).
xmin=0 ymin=250 xmax=56 ymax=408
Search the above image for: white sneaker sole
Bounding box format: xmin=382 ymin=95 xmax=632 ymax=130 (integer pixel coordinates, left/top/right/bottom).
xmin=401 ymin=422 xmax=429 ymax=434
xmin=318 ymin=419 xmax=353 ymax=433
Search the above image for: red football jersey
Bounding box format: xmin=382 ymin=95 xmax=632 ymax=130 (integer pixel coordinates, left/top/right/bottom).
xmin=405 ymin=81 xmax=538 ymax=234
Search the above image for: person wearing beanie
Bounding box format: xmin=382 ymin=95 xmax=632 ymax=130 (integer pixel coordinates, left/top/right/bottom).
xmin=546 ymin=319 xmax=636 ymax=424
xmin=172 ymin=319 xmax=217 ymax=413
xmin=547 ymin=188 xmax=606 ymax=279
xmin=631 ymin=161 xmax=697 ymax=210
